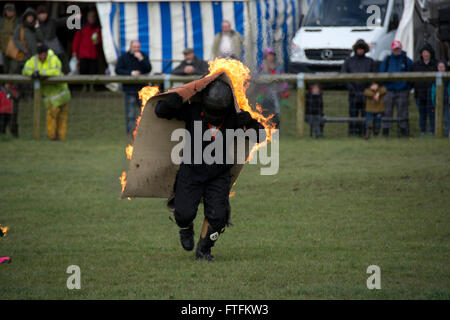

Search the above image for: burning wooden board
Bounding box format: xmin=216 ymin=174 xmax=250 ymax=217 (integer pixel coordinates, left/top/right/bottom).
xmin=121 ymin=72 xmax=250 ymax=199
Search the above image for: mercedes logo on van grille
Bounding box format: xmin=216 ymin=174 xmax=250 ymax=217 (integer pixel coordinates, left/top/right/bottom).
xmin=321 ymin=49 xmax=333 ymax=60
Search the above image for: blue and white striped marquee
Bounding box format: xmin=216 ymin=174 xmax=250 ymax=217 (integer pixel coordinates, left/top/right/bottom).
xmin=96 ymin=0 xmax=301 ymax=73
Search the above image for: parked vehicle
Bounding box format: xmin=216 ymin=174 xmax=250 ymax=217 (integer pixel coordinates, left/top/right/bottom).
xmin=289 ymin=0 xmax=405 ymax=72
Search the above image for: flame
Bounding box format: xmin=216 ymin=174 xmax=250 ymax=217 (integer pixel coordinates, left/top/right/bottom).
xmin=126 ymin=144 xmax=133 ymax=160
xmin=131 ymin=86 xmax=160 ymax=140
xmin=0 ymin=225 xmax=9 ymax=237
xmin=119 ymin=171 xmax=127 ymax=193
xmin=207 ymin=59 xmax=278 ymax=198
xmin=139 ymin=85 xmax=160 ymax=108
xmin=120 ymin=61 xmax=276 ymax=199
xmin=229 ymin=191 xmax=235 ymax=198
xmin=120 ymin=86 xmax=160 ymax=198
xmin=207 ymin=58 xmax=276 ymax=160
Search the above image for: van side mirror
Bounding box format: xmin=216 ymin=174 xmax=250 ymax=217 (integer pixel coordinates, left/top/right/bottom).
xmin=388 ymin=13 xmax=399 ymax=32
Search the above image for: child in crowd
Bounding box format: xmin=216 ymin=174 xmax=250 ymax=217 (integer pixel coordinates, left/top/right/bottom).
xmin=0 ymin=84 xmax=17 ymax=135
xmin=305 ymin=83 xmax=324 ymax=138
xmin=364 ymin=82 xmax=387 ymax=139
xmin=256 ymin=48 xmax=290 ymax=129
xmin=431 ymin=61 xmax=450 ymax=138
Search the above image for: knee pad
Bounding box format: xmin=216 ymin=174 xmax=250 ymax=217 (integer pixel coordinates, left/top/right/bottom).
xmin=204 ymin=205 xmax=229 ymax=231
xmin=206 ymin=218 xmax=226 ymax=237
xmin=174 ymin=209 xmax=195 ymax=229
xmin=199 ymin=224 xmax=224 ymax=252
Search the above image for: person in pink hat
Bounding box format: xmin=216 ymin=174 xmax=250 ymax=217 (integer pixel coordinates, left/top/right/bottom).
xmin=379 ymin=40 xmax=413 ymax=137
xmin=255 ymin=47 xmax=290 ymax=129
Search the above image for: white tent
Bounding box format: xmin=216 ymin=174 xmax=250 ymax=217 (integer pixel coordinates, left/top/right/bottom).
xmin=395 ymin=0 xmax=415 ymax=59
xmin=96 ymin=0 xmax=301 ymax=73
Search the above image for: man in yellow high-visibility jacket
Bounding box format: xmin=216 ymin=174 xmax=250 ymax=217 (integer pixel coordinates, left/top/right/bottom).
xmin=22 ymin=44 xmax=71 ymax=140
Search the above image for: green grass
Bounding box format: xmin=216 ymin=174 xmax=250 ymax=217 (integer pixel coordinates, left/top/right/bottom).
xmin=0 ymin=90 xmax=449 ymax=299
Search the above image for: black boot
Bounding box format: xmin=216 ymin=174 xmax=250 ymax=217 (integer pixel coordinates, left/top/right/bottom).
xmin=195 ymin=237 xmax=215 ymax=262
xmin=373 ymin=126 xmax=380 ymax=136
xmin=364 ymin=127 xmax=371 ymax=140
xmin=195 ymin=225 xmax=219 ymax=262
xmin=382 ymin=128 xmax=389 ymax=137
xmin=179 ymin=223 xmax=194 ymax=251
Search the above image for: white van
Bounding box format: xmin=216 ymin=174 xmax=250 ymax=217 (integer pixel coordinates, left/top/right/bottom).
xmin=289 ymin=0 xmax=405 ymax=72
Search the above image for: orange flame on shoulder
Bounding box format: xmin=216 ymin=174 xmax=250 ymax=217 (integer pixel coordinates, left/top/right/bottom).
xmin=207 ymin=58 xmax=276 ymax=157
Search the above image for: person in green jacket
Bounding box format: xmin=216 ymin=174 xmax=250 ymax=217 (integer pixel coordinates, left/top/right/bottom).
xmin=22 ymin=44 xmax=71 ymax=140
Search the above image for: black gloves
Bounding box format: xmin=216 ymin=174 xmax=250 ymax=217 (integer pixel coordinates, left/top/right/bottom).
xmin=31 ymin=71 xmax=47 ymax=80
xmin=31 ymin=71 xmax=40 ymax=79
xmin=155 ymin=93 xmax=184 ymax=119
xmin=159 ymin=93 xmax=183 ymax=110
xmin=235 ymin=111 xmax=267 ymax=143
xmin=235 ymin=111 xmax=253 ymax=127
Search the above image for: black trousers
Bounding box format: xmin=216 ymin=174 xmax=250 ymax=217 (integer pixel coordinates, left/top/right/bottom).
xmin=0 ymin=114 xmax=11 ymax=134
xmin=79 ymin=58 xmax=98 ymax=75
xmin=349 ymin=94 xmax=365 ymax=136
xmin=174 ymin=164 xmax=231 ymax=232
xmin=11 ymin=99 xmax=19 ymax=137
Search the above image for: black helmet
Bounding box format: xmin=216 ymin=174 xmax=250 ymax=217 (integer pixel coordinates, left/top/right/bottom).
xmin=202 ymin=80 xmax=233 ymax=124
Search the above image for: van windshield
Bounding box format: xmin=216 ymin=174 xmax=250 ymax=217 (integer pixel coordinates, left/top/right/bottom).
xmin=304 ymin=0 xmax=388 ymax=27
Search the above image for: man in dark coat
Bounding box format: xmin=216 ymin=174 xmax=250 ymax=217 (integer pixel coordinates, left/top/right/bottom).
xmin=116 ymin=40 xmax=152 ymax=136
xmin=171 ymin=48 xmax=209 ymax=76
xmin=8 ymin=7 xmax=43 ymax=137
xmin=36 ymin=4 xmax=73 ymax=74
xmin=410 ymin=43 xmax=438 ymax=135
xmin=341 ymin=39 xmax=376 ymax=136
xmin=11 ymin=7 xmax=44 ymax=74
xmin=0 ymin=3 xmax=19 ymax=74
xmin=154 ymin=77 xmax=265 ymax=261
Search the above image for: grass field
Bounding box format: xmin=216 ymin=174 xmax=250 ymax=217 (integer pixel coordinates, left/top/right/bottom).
xmin=0 ymin=90 xmax=449 ymax=299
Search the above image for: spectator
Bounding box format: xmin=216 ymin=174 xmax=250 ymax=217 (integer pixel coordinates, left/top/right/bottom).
xmin=411 ymin=43 xmax=438 ymax=136
xmin=8 ymin=7 xmax=43 ymax=137
xmin=256 ymin=47 xmax=289 ymax=129
xmin=22 ymin=44 xmax=71 ymax=141
xmin=36 ymin=4 xmax=71 ymax=74
xmin=115 ymin=40 xmax=152 ymax=137
xmin=171 ymin=48 xmax=209 ymax=76
xmin=0 ymin=84 xmax=17 ymax=135
xmin=10 ymin=7 xmax=44 ymax=74
xmin=431 ymin=61 xmax=450 ymax=138
xmin=364 ymin=82 xmax=387 ymax=139
xmin=72 ymin=9 xmax=101 ymax=76
xmin=0 ymin=3 xmax=19 ymax=74
xmin=211 ymin=20 xmax=243 ymax=60
xmin=341 ymin=39 xmax=376 ymax=137
xmin=305 ymin=83 xmax=324 ymax=138
xmin=379 ymin=40 xmax=413 ymax=137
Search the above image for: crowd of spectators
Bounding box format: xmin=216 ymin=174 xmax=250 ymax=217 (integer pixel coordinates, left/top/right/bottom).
xmin=306 ymin=38 xmax=449 ymax=139
xmin=0 ymin=3 xmax=448 ymax=140
xmin=0 ymin=3 xmax=97 ymax=138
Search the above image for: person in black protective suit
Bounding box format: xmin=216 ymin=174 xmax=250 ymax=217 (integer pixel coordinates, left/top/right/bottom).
xmin=154 ymin=79 xmax=266 ymax=261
